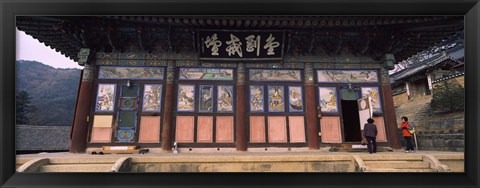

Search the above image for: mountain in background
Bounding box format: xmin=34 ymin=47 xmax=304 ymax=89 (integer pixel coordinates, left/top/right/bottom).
xmin=16 ymin=60 xmax=81 ymax=126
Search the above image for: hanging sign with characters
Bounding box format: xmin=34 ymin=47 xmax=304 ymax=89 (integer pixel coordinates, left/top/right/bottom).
xmin=199 ymin=30 xmax=285 ymax=60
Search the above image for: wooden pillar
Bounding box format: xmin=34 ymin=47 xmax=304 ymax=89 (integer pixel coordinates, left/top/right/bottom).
xmin=304 ymin=63 xmax=319 ymax=150
xmin=161 ymin=61 xmax=175 ymax=151
xmin=69 ymin=63 xmax=95 ymax=153
xmin=426 ymin=73 xmax=433 ymax=95
xmin=405 ymin=82 xmax=411 ymax=100
xmin=236 ymin=63 xmax=247 ymax=151
xmin=380 ymin=68 xmax=401 ymax=149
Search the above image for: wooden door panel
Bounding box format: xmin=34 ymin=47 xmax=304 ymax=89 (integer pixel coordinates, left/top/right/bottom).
xmin=320 ymin=116 xmax=342 ymax=143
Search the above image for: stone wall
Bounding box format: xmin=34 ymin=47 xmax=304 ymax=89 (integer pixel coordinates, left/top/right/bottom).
xmin=130 ymin=156 xmax=357 ymax=172
xmin=432 ymin=75 xmax=464 ymax=88
xmin=454 ymin=76 xmax=464 ymax=87
xmin=415 ymin=132 xmax=464 ymax=152
xmin=393 ymin=92 xmax=409 ymax=108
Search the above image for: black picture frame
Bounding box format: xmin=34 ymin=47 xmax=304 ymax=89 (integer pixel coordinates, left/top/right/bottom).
xmin=1 ymin=0 xmax=479 ymax=188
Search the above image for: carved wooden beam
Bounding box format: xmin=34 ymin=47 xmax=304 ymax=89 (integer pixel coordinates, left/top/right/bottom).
xmin=191 ymin=18 xmax=198 ymax=26
xmin=244 ymin=20 xmax=251 ymax=27
xmin=308 ymin=28 xmax=315 ymax=54
xmin=137 ymin=26 xmax=144 ymax=51
xmin=251 ymin=20 xmax=258 ymax=27
xmin=236 ymin=20 xmax=242 ymax=27
xmin=99 ymin=25 xmax=114 ymax=53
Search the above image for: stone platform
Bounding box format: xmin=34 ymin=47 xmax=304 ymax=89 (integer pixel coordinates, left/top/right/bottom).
xmin=16 ymin=149 xmax=464 ymax=173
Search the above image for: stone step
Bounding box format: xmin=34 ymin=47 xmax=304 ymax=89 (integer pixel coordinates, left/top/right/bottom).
xmin=401 ymin=110 xmax=424 ymax=114
xmin=400 ymin=106 xmax=428 ymax=110
xmin=397 ymin=107 xmax=424 ymax=111
xmin=418 ymin=109 xmax=429 ymax=113
xmin=16 ymin=158 xmax=33 ymax=165
xmin=399 ymin=110 xmax=419 ymax=113
xmin=366 ymin=168 xmax=437 ymax=172
xmin=334 ymin=147 xmax=392 ymax=153
xmin=397 ymin=105 xmax=429 ymax=111
xmin=397 ymin=107 xmax=418 ymax=113
xmin=397 ymin=111 xmax=427 ymax=114
xmin=16 ymin=158 xmax=35 ymax=169
xmin=399 ymin=102 xmax=430 ymax=107
xmin=360 ymin=155 xmax=423 ymax=161
xmin=432 ymin=154 xmax=464 ymax=160
xmin=39 ymin=164 xmax=113 ymax=172
xmin=364 ymin=161 xmax=430 ymax=169
xmin=48 ymin=157 xmax=119 ymax=164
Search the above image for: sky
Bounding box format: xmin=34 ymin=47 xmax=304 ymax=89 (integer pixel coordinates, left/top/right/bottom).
xmin=16 ymin=29 xmax=83 ymax=69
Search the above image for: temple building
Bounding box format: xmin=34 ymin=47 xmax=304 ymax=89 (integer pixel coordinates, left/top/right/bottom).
xmin=16 ymin=16 xmax=464 ymax=153
xmin=391 ymin=42 xmax=464 ymax=102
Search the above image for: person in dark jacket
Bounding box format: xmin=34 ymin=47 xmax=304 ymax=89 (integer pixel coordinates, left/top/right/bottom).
xmin=400 ymin=116 xmax=415 ymax=152
xmin=363 ymin=118 xmax=378 ymax=154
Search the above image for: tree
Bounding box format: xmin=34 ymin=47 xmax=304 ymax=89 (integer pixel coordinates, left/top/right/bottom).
xmin=430 ymin=79 xmax=464 ymax=112
xmin=16 ymin=90 xmax=37 ymax=124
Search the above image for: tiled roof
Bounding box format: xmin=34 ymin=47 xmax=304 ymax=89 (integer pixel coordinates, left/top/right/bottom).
xmin=16 ymin=16 xmax=463 ymax=63
xmin=16 ymin=125 xmax=71 ymax=151
xmin=446 ymin=45 xmax=464 ymax=60
xmin=390 ymin=45 xmax=464 ymax=83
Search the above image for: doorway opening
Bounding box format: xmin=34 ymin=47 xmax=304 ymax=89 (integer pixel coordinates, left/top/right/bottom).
xmin=341 ymin=100 xmax=362 ymax=142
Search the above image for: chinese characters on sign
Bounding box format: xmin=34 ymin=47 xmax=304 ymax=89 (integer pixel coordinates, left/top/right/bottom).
xmin=264 ymin=34 xmax=280 ymax=55
xmin=226 ymin=34 xmax=243 ymax=57
xmin=204 ymin=34 xmax=221 ymax=56
xmin=200 ymin=31 xmax=284 ymax=60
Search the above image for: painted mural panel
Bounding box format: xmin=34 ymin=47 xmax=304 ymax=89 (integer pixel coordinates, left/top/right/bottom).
xmin=249 ymin=85 xmax=264 ymax=112
xmin=179 ymin=68 xmax=234 ymax=80
xmin=177 ymin=85 xmax=195 ymax=112
xmin=98 ymin=66 xmax=164 ymax=80
xmin=199 ymin=85 xmax=214 ymax=112
xmin=268 ymin=86 xmax=285 ymax=112
xmin=361 ymin=87 xmax=382 ymax=113
xmin=217 ymin=85 xmax=234 ymax=112
xmin=288 ymin=86 xmax=303 ymax=112
xmin=249 ymin=69 xmax=302 ymax=82
xmin=318 ymin=87 xmax=338 ymax=113
xmin=316 ymin=70 xmax=378 ymax=83
xmin=142 ymin=84 xmax=162 ymax=112
xmin=116 ymin=129 xmax=135 ymax=142
xmin=95 ymin=84 xmax=116 ymax=112
xmin=120 ymin=97 xmax=138 ymax=110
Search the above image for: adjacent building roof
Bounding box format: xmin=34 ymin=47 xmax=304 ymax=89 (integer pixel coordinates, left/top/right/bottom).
xmin=16 ymin=125 xmax=71 ymax=151
xmin=390 ymin=44 xmax=464 ymax=84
